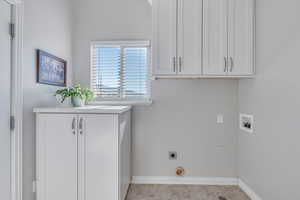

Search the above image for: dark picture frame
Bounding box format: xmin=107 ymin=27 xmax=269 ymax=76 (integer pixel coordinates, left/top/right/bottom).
xmin=37 ymin=49 xmax=67 ymax=87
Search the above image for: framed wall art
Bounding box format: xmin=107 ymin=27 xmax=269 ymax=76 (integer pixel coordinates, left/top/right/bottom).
xmin=37 ymin=49 xmax=67 ymax=86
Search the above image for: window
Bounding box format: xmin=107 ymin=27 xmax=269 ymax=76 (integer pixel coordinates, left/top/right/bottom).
xmin=91 ymin=41 xmax=150 ymax=102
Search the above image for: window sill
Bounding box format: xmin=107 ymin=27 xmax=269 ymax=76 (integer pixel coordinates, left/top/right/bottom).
xmin=88 ymin=99 xmax=153 ymax=106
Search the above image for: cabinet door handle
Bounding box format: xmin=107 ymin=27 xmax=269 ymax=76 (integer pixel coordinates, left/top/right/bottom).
xmin=179 ymin=57 xmax=182 ymax=72
xmin=224 ymin=57 xmax=228 ymax=72
xmin=173 ymin=57 xmax=176 ymax=72
xmin=230 ymin=57 xmax=234 ymax=72
xmin=72 ymin=117 xmax=76 ymax=135
xmin=79 ymin=118 xmax=83 ymax=135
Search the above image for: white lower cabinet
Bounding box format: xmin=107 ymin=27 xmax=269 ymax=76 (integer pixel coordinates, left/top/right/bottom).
xmin=35 ymin=107 xmax=131 ymax=200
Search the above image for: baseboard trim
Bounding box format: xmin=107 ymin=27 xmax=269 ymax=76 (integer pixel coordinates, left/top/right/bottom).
xmin=238 ymin=179 xmax=262 ymax=200
xmin=131 ymin=176 xmax=238 ymax=186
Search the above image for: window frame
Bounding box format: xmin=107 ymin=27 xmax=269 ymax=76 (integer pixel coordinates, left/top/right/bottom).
xmin=90 ymin=40 xmax=152 ymax=104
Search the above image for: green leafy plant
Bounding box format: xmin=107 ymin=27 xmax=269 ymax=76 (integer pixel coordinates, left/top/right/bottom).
xmin=55 ymin=84 xmax=94 ymax=103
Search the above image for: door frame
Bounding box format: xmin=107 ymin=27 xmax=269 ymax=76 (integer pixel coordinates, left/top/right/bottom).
xmin=5 ymin=1 xmax=23 ymax=200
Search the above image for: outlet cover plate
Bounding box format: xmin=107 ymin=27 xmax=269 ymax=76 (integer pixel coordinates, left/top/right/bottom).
xmin=217 ymin=114 xmax=224 ymax=124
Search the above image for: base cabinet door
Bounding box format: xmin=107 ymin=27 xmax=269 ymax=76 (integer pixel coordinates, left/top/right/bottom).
xmin=36 ymin=114 xmax=78 ymax=200
xmin=79 ymin=114 xmax=119 ymax=200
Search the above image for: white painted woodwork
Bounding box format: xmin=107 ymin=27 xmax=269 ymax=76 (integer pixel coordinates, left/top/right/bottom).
xmin=36 ymin=114 xmax=78 ymax=200
xmin=153 ymin=0 xmax=177 ymax=75
xmin=8 ymin=2 xmax=24 ymax=200
xmin=6 ymin=0 xmax=23 ymax=4
xmin=119 ymin=112 xmax=131 ymax=200
xmin=203 ymin=0 xmax=228 ymax=75
xmin=153 ymin=0 xmax=255 ymax=78
xmin=177 ymin=0 xmax=202 ymax=75
xmin=79 ymin=114 xmax=119 ymax=200
xmin=228 ymin=0 xmax=254 ymax=75
xmin=131 ymin=176 xmax=239 ymax=185
xmin=0 ymin=2 xmax=11 ymax=200
xmin=36 ymin=107 xmax=131 ymax=200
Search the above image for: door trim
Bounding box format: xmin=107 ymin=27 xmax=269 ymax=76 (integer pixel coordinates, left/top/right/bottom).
xmin=5 ymin=0 xmax=22 ymax=4
xmin=6 ymin=1 xmax=23 ymax=200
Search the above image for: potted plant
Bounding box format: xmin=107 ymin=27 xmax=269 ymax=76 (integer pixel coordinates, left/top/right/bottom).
xmin=55 ymin=84 xmax=94 ymax=107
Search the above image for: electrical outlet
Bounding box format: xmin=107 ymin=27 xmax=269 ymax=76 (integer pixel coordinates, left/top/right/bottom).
xmin=168 ymin=151 xmax=177 ymax=160
xmin=217 ymin=114 xmax=224 ymax=124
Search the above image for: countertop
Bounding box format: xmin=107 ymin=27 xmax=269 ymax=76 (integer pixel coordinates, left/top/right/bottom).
xmin=33 ymin=105 xmax=132 ymax=114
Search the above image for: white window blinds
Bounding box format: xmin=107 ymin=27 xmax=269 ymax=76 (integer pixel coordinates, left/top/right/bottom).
xmin=91 ymin=41 xmax=150 ymax=101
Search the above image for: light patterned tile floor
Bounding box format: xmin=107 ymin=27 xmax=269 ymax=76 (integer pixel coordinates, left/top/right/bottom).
xmin=126 ymin=184 xmax=250 ymax=200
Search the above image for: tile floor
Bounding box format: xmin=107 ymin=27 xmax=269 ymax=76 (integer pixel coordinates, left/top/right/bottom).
xmin=126 ymin=184 xmax=250 ymax=200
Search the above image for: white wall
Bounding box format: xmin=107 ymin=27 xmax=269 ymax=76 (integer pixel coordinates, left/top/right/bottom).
xmin=132 ymin=79 xmax=238 ymax=177
xmin=22 ymin=0 xmax=73 ymax=200
xmin=238 ymin=0 xmax=300 ymax=199
xmin=73 ymin=0 xmax=239 ymax=178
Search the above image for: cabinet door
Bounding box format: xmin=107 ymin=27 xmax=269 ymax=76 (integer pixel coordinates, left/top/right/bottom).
xmin=153 ymin=0 xmax=177 ymax=75
xmin=177 ymin=0 xmax=202 ymax=75
xmin=36 ymin=114 xmax=78 ymax=200
xmin=78 ymin=114 xmax=119 ymax=200
xmin=203 ymin=0 xmax=228 ymax=75
xmin=228 ymin=0 xmax=254 ymax=75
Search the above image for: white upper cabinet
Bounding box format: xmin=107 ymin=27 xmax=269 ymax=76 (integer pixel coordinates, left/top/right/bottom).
xmin=153 ymin=0 xmax=203 ymax=76
xmin=153 ymin=0 xmax=177 ymax=75
xmin=153 ymin=0 xmax=255 ymax=78
xmin=228 ymin=0 xmax=255 ymax=75
xmin=203 ymin=0 xmax=228 ymax=75
xmin=177 ymin=0 xmax=202 ymax=75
